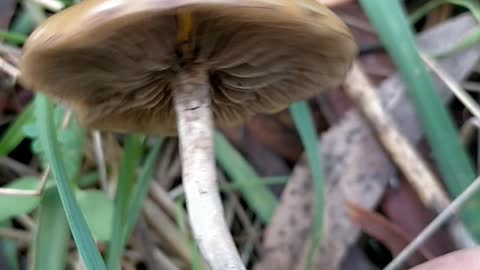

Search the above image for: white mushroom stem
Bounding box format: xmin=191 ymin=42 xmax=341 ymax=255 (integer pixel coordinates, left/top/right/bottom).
xmin=174 ymin=67 xmax=246 ymax=270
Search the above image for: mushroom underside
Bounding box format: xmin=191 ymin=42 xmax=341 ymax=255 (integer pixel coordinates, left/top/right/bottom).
xmin=21 ymin=6 xmax=354 ymax=135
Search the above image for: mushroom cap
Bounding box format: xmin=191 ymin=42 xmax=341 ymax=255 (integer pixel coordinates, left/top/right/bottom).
xmin=20 ymin=0 xmax=357 ymax=135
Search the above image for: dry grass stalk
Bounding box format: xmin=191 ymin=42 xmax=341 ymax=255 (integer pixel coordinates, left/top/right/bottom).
xmin=143 ymin=199 xmax=193 ymax=265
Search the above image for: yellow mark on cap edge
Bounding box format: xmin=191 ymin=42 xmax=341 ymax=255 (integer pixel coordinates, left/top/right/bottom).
xmin=177 ymin=9 xmax=193 ymax=42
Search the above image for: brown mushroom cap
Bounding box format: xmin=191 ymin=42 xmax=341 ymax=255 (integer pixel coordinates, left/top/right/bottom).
xmin=20 ymin=0 xmax=357 ymax=135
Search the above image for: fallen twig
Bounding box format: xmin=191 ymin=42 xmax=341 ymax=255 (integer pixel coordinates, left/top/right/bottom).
xmin=343 ymin=62 xmax=451 ymax=212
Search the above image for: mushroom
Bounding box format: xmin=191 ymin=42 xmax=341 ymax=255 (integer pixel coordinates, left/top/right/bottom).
xmin=19 ymin=0 xmax=357 ymax=269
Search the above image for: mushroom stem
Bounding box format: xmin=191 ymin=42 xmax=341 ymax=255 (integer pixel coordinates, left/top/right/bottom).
xmin=173 ymin=67 xmax=246 ymax=270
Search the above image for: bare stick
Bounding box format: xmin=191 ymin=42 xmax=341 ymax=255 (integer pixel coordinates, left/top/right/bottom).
xmin=149 ymin=181 xmax=180 ymax=221
xmin=0 ymin=157 xmax=38 ymax=176
xmin=344 ymin=62 xmax=451 ymax=210
xmin=174 ymin=67 xmax=245 ymax=270
xmin=153 ymin=248 xmax=181 ymax=270
xmin=0 ymin=227 xmax=32 ymax=242
xmin=143 ymin=199 xmax=192 ymax=265
xmin=343 ymin=62 xmax=475 ymax=248
xmin=384 ymin=175 xmax=480 ymax=270
xmin=462 ymin=82 xmax=480 ymax=93
xmin=17 ymin=215 xmax=36 ymax=231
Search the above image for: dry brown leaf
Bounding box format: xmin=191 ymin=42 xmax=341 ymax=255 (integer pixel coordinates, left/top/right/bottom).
xmin=254 ymin=112 xmax=393 ymax=270
xmin=424 ymin=4 xmax=454 ymax=29
xmin=409 ymin=248 xmax=480 ymax=270
xmin=317 ymin=90 xmax=353 ymax=124
xmin=246 ymin=114 xmax=303 ymax=162
xmin=221 ymin=125 xmax=291 ymax=177
xmin=381 ymin=178 xmax=455 ymax=257
xmin=346 ymin=202 xmax=433 ymax=268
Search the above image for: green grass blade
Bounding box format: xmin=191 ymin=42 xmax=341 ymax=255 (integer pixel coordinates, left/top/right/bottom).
xmin=449 ymin=0 xmax=480 ymax=22
xmin=78 ymin=171 xmax=100 ymax=188
xmin=409 ymin=0 xmax=446 ymax=24
xmin=9 ymin=6 xmax=36 ymax=36
xmin=107 ymin=135 xmax=143 ymax=270
xmin=32 ymin=188 xmax=69 ymax=270
xmin=360 ymin=0 xmax=480 ymax=239
xmin=414 ymin=0 xmax=480 ymax=59
xmin=59 ymin=0 xmax=75 ymax=7
xmin=289 ymin=101 xmax=326 ymax=270
xmin=215 ymin=131 xmax=278 ymax=223
xmin=0 ymin=104 xmax=34 ymax=156
xmin=121 ymin=139 xmax=163 ymax=246
xmin=0 ymin=31 xmax=28 ymax=45
xmin=220 ymin=176 xmax=288 ymax=193
xmin=35 ymin=95 xmax=106 ymax=270
xmin=410 ymin=0 xmax=480 ymax=24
